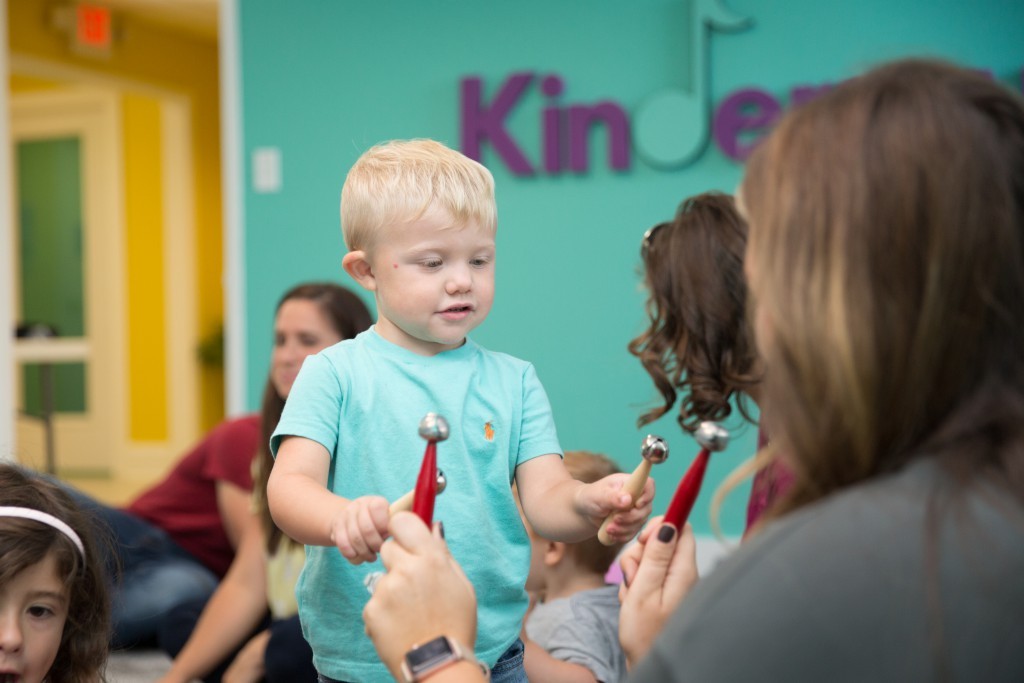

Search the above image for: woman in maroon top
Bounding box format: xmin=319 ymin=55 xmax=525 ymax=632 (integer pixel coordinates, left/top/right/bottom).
xmin=63 ymin=283 xmax=371 ymax=649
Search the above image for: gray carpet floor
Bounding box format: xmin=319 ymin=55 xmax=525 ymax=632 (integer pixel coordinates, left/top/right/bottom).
xmin=105 ymin=650 xmax=175 ymax=682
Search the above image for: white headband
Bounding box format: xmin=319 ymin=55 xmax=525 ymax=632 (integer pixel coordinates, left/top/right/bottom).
xmin=0 ymin=506 xmax=85 ymax=558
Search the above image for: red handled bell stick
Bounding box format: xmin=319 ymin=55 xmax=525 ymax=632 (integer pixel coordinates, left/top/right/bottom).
xmin=663 ymin=422 xmax=729 ymax=530
xmin=389 ymin=469 xmax=447 ymax=514
xmin=412 ymin=413 xmax=449 ymax=525
xmin=597 ymin=434 xmax=669 ymax=545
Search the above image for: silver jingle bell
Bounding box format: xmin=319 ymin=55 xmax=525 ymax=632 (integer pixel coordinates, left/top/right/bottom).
xmin=640 ymin=434 xmax=669 ymax=464
xmin=418 ymin=413 xmax=450 ymax=442
xmin=694 ymin=421 xmax=730 ymax=452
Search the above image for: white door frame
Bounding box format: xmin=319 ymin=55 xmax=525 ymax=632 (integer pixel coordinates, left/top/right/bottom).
xmin=10 ymin=88 xmax=126 ymax=474
xmin=9 ymin=86 xmax=199 ymax=477
xmin=220 ymin=0 xmax=247 ymax=416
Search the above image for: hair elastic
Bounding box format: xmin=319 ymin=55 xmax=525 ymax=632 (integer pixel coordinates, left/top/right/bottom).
xmin=0 ymin=506 xmax=85 ymax=558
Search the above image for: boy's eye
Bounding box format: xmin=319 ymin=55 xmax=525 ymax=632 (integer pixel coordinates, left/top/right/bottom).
xmin=470 ymin=257 xmax=491 ymax=268
xmin=28 ymin=605 xmax=55 ymax=618
xmin=422 ymin=259 xmax=443 ymax=269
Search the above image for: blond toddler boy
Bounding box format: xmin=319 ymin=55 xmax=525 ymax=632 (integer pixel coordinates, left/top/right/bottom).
xmin=267 ymin=139 xmax=653 ymax=682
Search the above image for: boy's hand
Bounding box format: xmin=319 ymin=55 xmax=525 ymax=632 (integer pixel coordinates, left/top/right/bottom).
xmin=329 ymin=495 xmax=391 ymax=563
xmin=576 ymin=474 xmax=655 ymax=543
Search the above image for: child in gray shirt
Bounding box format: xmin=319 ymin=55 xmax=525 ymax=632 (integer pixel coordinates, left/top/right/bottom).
xmin=522 ymin=451 xmax=627 ymax=683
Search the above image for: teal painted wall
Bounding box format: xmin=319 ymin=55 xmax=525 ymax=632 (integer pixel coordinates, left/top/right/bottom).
xmin=236 ymin=0 xmax=1024 ymax=536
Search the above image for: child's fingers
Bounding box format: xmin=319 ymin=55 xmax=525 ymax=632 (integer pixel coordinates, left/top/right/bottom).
xmin=589 ymin=476 xmax=634 ymax=515
xmin=343 ymin=511 xmax=374 ymax=561
xmin=604 ymin=500 xmax=655 ymax=541
xmin=355 ymin=501 xmax=388 ymax=555
xmin=336 ymin=497 xmax=390 ymax=563
xmin=632 ymin=477 xmax=657 ymax=509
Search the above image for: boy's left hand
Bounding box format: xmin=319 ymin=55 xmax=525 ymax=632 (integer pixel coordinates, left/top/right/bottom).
xmin=576 ymin=474 xmax=655 ymax=543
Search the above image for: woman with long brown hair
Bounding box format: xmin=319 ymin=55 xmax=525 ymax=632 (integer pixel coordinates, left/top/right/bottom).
xmin=619 ymin=57 xmax=1024 ymax=681
xmin=158 ymin=283 xmax=371 ymax=683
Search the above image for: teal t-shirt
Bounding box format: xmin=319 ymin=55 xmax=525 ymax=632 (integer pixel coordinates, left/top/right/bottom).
xmin=272 ymin=328 xmax=562 ymax=682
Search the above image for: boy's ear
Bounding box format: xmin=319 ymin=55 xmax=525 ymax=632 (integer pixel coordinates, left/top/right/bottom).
xmin=544 ymin=541 xmax=566 ymax=567
xmin=342 ymin=251 xmax=376 ymax=292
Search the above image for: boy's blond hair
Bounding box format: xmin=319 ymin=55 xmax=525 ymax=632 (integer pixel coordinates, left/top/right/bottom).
xmin=340 ymin=139 xmax=497 ymax=252
xmin=563 ymin=451 xmax=624 ymax=575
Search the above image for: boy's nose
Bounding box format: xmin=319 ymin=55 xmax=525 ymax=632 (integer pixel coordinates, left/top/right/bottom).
xmin=445 ymin=267 xmax=472 ymax=295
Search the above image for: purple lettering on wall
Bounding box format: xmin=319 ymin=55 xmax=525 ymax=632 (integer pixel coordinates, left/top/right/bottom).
xmin=460 ymin=62 xmax=1024 ymax=175
xmin=567 ymin=102 xmax=631 ymax=172
xmin=712 ymin=88 xmax=781 ymax=162
xmin=541 ymin=75 xmax=565 ymax=174
xmin=461 ymin=73 xmax=535 ymax=176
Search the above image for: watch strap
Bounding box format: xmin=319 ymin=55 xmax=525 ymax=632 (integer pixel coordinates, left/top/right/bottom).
xmin=401 ymin=636 xmax=490 ymax=682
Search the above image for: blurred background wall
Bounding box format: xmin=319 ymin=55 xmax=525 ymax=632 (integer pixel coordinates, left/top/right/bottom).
xmin=3 ymin=0 xmax=1021 ymax=537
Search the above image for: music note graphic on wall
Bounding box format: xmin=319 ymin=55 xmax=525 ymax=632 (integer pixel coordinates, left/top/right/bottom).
xmin=634 ymin=0 xmax=752 ymax=169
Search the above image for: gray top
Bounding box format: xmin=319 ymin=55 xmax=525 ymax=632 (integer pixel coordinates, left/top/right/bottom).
xmin=527 ymin=584 xmax=626 ymax=682
xmin=630 ymin=458 xmax=1024 ymax=682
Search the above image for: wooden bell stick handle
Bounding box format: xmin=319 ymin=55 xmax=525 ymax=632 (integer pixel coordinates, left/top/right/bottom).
xmin=389 ymin=490 xmax=415 ymax=514
xmin=596 ymin=458 xmax=652 ymax=545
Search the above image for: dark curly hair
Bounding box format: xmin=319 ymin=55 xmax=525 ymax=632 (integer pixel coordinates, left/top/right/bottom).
xmin=0 ymin=463 xmax=110 ymax=683
xmin=628 ymin=192 xmax=760 ymax=434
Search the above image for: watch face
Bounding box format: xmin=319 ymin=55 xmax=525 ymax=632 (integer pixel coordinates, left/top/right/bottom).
xmin=407 ymin=636 xmax=456 ymax=671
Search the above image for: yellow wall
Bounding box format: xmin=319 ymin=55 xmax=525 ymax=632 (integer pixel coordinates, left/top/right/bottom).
xmin=122 ymin=94 xmax=168 ymax=439
xmin=9 ymin=74 xmax=59 ymax=91
xmin=9 ymin=0 xmax=225 ymax=433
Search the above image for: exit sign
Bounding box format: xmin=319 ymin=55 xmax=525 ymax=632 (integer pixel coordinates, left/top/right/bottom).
xmin=76 ymin=4 xmax=112 ymax=49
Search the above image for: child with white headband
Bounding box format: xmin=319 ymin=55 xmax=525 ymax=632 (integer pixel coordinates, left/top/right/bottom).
xmin=0 ymin=463 xmax=109 ymax=683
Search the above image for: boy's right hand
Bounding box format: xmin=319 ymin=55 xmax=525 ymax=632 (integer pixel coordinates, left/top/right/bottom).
xmin=329 ymin=495 xmax=391 ymax=564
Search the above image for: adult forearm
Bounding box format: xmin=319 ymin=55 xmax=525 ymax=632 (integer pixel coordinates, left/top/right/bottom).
xmin=165 ymin=581 xmax=268 ymax=681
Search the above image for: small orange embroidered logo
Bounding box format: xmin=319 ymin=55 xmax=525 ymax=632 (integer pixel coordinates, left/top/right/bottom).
xmin=484 ymin=421 xmax=495 ymax=441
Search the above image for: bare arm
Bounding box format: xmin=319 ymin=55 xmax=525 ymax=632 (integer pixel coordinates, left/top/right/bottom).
xmin=522 ymin=636 xmax=599 ymax=683
xmin=216 ymin=480 xmax=251 ymax=549
xmin=158 ymin=515 xmax=268 ymax=683
xmin=222 ymin=629 xmax=271 ymax=683
xmin=267 ymin=435 xmax=390 ymax=562
xmin=516 ymin=455 xmax=655 ymax=543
